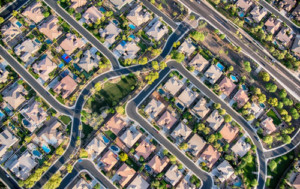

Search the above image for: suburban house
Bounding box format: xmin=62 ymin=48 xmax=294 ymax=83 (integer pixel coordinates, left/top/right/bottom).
xmin=206 ymin=110 xmax=224 ymax=131
xmin=53 ymin=75 xmax=78 ymax=98
xmin=2 ymin=83 xmax=27 ymax=110
xmin=165 ymin=165 xmax=183 ymax=186
xmin=278 ymin=0 xmax=296 ymax=12
xmin=163 ymin=77 xmax=184 ymax=96
xmin=146 ymin=20 xmax=168 ymax=41
xmin=156 ymin=111 xmax=177 ymax=130
xmin=134 ymin=140 xmax=156 ymax=160
xmin=99 ymin=22 xmax=121 ymax=48
xmin=204 ymin=64 xmax=223 ymax=84
xmin=127 ymin=5 xmax=151 ymax=27
xmin=127 ymin=175 xmax=149 ymax=189
xmin=0 ymin=129 xmax=18 ymax=158
xmin=231 ymin=137 xmax=251 ymax=157
xmin=85 ymin=134 xmax=107 ymax=160
xmin=192 ymin=97 xmax=210 ymax=119
xmin=219 ymin=77 xmax=236 ymax=97
xmin=70 ymin=0 xmax=87 ymax=9
xmin=0 ymin=67 xmax=9 ymax=83
xmin=264 ymin=17 xmax=281 ymax=34
xmin=291 ymin=35 xmax=300 ymax=56
xmin=171 ymin=122 xmax=192 ymax=143
xmin=177 ymin=179 xmax=195 ymax=189
xmin=177 ymin=88 xmax=198 ymax=108
xmin=233 ymin=89 xmax=249 ymax=108
xmin=235 ymin=0 xmax=253 ymax=12
xmin=148 ymin=155 xmax=169 ymax=173
xmin=100 ymin=150 xmax=118 ymax=171
xmin=8 ymin=151 xmax=37 ymax=180
xmin=120 ymin=126 xmax=142 ymax=148
xmin=113 ymin=41 xmax=140 ymax=59
xmin=188 ymin=53 xmax=209 ymax=72
xmin=34 ymin=120 xmax=64 ymax=148
xmin=1 ymin=21 xmax=22 ymax=44
xmin=39 ymin=16 xmax=62 ymax=40
xmin=187 ymin=134 xmax=206 ymax=157
xmin=215 ymin=160 xmax=235 ymax=183
xmin=199 ymin=145 xmax=221 ymax=169
xmin=249 ymin=102 xmax=263 ymax=118
xmin=74 ymin=179 xmax=90 ymax=189
xmin=144 ymin=98 xmax=165 ymax=118
xmin=22 ymin=2 xmax=44 ymax=24
xmin=292 ymin=4 xmax=300 ymax=21
xmin=103 ymin=114 xmax=127 ymax=135
xmin=110 ymin=0 xmax=133 ymax=10
xmin=60 ymin=33 xmax=84 ymax=55
xmin=82 ymin=6 xmax=102 ymax=24
xmin=260 ymin=117 xmax=277 ymax=135
xmin=32 ymin=56 xmax=57 ymax=82
xmin=78 ymin=48 xmax=100 ymax=72
xmin=115 ymin=164 xmax=136 ymax=187
xmin=178 ymin=39 xmax=196 ymax=57
xmin=21 ymin=101 xmax=48 ymax=132
xmin=14 ymin=39 xmax=40 ymax=62
xmin=219 ymin=123 xmax=239 ymax=143
xmin=249 ymin=6 xmax=268 ymax=22
xmin=275 ymin=27 xmax=293 ymax=47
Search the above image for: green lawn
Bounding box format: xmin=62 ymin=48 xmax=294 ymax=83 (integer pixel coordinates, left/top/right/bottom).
xmin=242 ymin=158 xmax=257 ymax=188
xmin=266 ymin=109 xmax=282 ymax=125
xmin=82 ymin=123 xmax=93 ymax=139
xmin=59 ymin=115 xmax=71 ymax=125
xmin=104 ymin=130 xmax=116 ymax=140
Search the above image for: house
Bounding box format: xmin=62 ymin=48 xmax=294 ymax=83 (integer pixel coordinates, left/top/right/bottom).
xmin=53 ymin=75 xmax=77 ymax=98
xmin=146 ymin=20 xmax=168 ymax=41
xmin=100 ymin=150 xmax=118 ymax=171
xmin=260 ymin=117 xmax=276 ymax=135
xmin=264 ymin=17 xmax=281 ymax=35
xmin=157 ymin=111 xmax=177 ymax=130
xmin=204 ymin=65 xmax=223 ymax=84
xmin=35 ymin=120 xmax=63 ymax=148
xmin=32 ymin=56 xmax=57 ymax=82
xmin=220 ymin=123 xmax=239 ymax=143
xmin=60 ymin=33 xmax=84 ymax=55
xmin=187 ymin=134 xmax=206 ymax=156
xmin=233 ymin=89 xmax=249 ymax=108
xmin=292 ymin=174 xmax=300 ymax=189
xmin=21 ymin=101 xmax=48 ymax=132
xmin=127 ymin=174 xmax=149 ymax=189
xmin=177 ymin=179 xmax=195 ymax=189
xmin=8 ymin=151 xmax=37 ymax=180
xmin=134 ymin=140 xmax=156 ymax=160
xmin=110 ymin=0 xmax=133 ymax=10
xmin=85 ymin=134 xmax=107 ymax=160
xmin=78 ymin=48 xmax=100 ymax=72
xmin=219 ymin=77 xmax=236 ymax=97
xmin=192 ymin=97 xmax=210 ymax=119
xmin=279 ymin=0 xmax=296 ymax=12
xmin=188 ymin=54 xmax=209 ymax=72
xmin=120 ymin=126 xmax=142 ymax=148
xmin=171 ymin=122 xmax=192 ymax=142
xmin=231 ymin=137 xmax=251 ymax=157
xmin=22 ymin=2 xmax=44 ymax=23
xmin=144 ymin=98 xmax=165 ymax=118
xmin=292 ymin=4 xmax=300 ymax=21
xmin=163 ymin=77 xmax=184 ymax=96
xmin=275 ymin=27 xmax=293 ymax=47
xmin=1 ymin=21 xmax=22 ymax=44
xmin=115 ymin=164 xmax=136 ymax=187
xmin=14 ymin=39 xmax=40 ymax=62
xmin=73 ymin=178 xmax=91 ymax=189
xmin=114 ymin=41 xmax=140 ymax=59
xmin=178 ymin=88 xmax=198 ymax=108
xmin=127 ymin=5 xmax=151 ymax=27
xmin=165 ymin=165 xmax=183 ymax=186
xmin=39 ymin=16 xmax=62 ymax=40
xmin=250 ymin=6 xmax=268 ymax=22
xmin=2 ymin=83 xmax=27 ymax=110
xmin=82 ymin=6 xmax=103 ymax=24
xmin=206 ymin=110 xmax=224 ymax=131
xmin=70 ymin=0 xmax=87 ymax=9
xmin=0 ymin=67 xmax=9 ymax=83
xmin=178 ymin=39 xmax=196 ymax=57
xmin=99 ymin=22 xmax=121 ymax=48
xmin=0 ymin=129 xmax=18 ymax=158
xmin=249 ymin=102 xmax=263 ymax=118
xmin=199 ymin=145 xmax=221 ymax=168
xmin=235 ymin=0 xmax=253 ymax=12
xmin=291 ymin=35 xmax=300 ymax=56
xmin=148 ymin=155 xmax=169 ymax=173
xmin=215 ymin=160 xmax=235 ymax=182
xmin=103 ymin=114 xmax=127 ymax=135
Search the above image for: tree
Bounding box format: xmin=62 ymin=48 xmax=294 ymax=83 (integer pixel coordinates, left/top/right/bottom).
xmin=214 ymin=103 xmax=221 ymax=110
xmin=190 ymin=31 xmax=205 ymax=42
xmin=251 ymin=179 xmax=258 ymax=187
xmin=55 ymin=145 xmax=64 ymax=156
xmin=150 ymin=0 xmax=155 ymax=4
xmin=243 ymin=61 xmax=252 ymax=72
xmin=189 ymin=15 xmax=195 ymax=20
xmin=178 ymin=163 xmax=183 ymax=169
xmin=224 ymin=114 xmax=232 ymax=123
xmin=208 ymin=135 xmax=216 ymax=143
xmin=160 ymin=61 xmax=167 ymax=70
xmin=0 ymin=17 xmax=4 ymax=24
xmin=259 ymin=71 xmax=270 ymax=82
xmin=67 ymin=164 xmax=73 ymax=173
xmin=196 ymin=123 xmax=205 ymax=132
xmin=171 ymin=51 xmax=185 ymax=63
xmin=246 ymin=114 xmax=255 ymax=121
xmin=152 ymin=61 xmax=159 ymax=70
xmin=119 ymin=152 xmax=128 ymax=161
xmin=268 ymin=97 xmax=278 ymax=107
xmin=263 ymin=135 xmax=273 ymax=145
xmin=283 ymin=98 xmax=293 ymax=106
xmin=75 ymin=13 xmax=81 ymax=20
xmin=94 ymin=82 xmax=101 ymax=91
xmin=266 ymin=83 xmax=277 ymax=93
xmin=157 ymin=3 xmax=163 ymax=10
xmin=12 ymin=10 xmax=18 ymax=17
xmin=218 ymin=108 xmax=226 ymax=115
xmin=179 ymin=142 xmax=188 ymax=150
xmin=279 ymin=89 xmax=287 ymax=99
xmin=282 ymin=135 xmax=291 ymax=144
xmin=228 ymin=66 xmax=234 ymax=72
xmin=145 ymin=71 xmax=159 ymax=84
xmin=220 ymin=34 xmax=226 ymax=40
xmin=169 ymin=154 xmax=177 ymax=163
xmin=116 ymin=106 xmax=125 ymax=115
xmin=291 ymin=108 xmax=299 ymax=120
xmin=79 ymin=149 xmax=88 ymax=158
xmin=258 ymin=94 xmax=266 ymax=103
xmin=43 ymin=172 xmax=63 ymax=189
xmin=269 ymin=160 xmax=277 ymax=171
xmin=43 ymin=11 xmax=50 ymax=17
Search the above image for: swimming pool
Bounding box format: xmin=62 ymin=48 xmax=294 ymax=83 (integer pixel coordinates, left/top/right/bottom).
xmin=259 ymin=103 xmax=265 ymax=108
xmin=30 ymin=24 xmax=36 ymax=28
xmin=145 ymin=164 xmax=152 ymax=172
xmin=176 ymin=102 xmax=184 ymax=110
xmin=99 ymin=7 xmax=106 ymax=13
xmin=216 ymin=62 xmax=224 ymax=71
xmin=230 ymin=75 xmax=238 ymax=82
xmin=4 ymin=106 xmax=12 ymax=115
xmin=22 ymin=119 xmax=30 ymax=127
xmin=102 ymin=135 xmax=110 ymax=144
xmin=110 ymin=145 xmax=120 ymax=153
xmin=112 ymin=20 xmax=119 ymax=25
xmin=239 ymin=12 xmax=245 ymax=17
xmin=35 ymin=39 xmax=41 ymax=43
xmin=0 ymin=111 xmax=5 ymax=120
xmin=129 ymin=24 xmax=136 ymax=30
xmin=42 ymin=144 xmax=51 ymax=153
xmin=120 ymin=40 xmax=127 ymax=47
xmin=15 ymin=21 xmax=22 ymax=27
xmin=58 ymin=62 xmax=64 ymax=69
xmin=129 ymin=34 xmax=136 ymax=39
xmin=33 ymin=150 xmax=42 ymax=157
xmin=234 ymin=180 xmax=242 ymax=187
xmin=242 ymin=84 xmax=247 ymax=91
xmin=158 ymin=88 xmax=165 ymax=95
xmin=45 ymin=39 xmax=52 ymax=44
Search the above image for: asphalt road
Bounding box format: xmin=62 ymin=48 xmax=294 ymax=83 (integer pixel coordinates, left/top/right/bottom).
xmin=0 ymin=167 xmax=20 ymax=189
xmin=0 ymin=0 xmax=28 ymax=19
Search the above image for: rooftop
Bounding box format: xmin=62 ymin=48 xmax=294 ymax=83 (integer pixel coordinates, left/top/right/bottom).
xmin=146 ymin=20 xmax=168 ymax=41
xmin=171 ymin=122 xmax=192 ymax=142
xmin=60 ymin=33 xmax=84 ymax=55
xmin=85 ymin=134 xmax=107 ymax=160
xmin=2 ymin=83 xmax=27 ymax=110
xmin=261 ymin=117 xmax=276 ymax=135
xmin=219 ymin=123 xmax=239 ymax=143
xmin=165 ymin=165 xmax=183 ymax=186
xmin=99 ymin=22 xmax=121 ymax=47
xmin=250 ymin=5 xmax=268 ymax=23
xmin=163 ymin=77 xmax=184 ymax=96
xmin=104 ymin=114 xmax=127 ymax=135
xmin=0 ymin=129 xmax=18 ymax=158
xmin=144 ymin=98 xmax=165 ymax=118
xmin=204 ymin=64 xmax=223 ymax=84
xmin=78 ymin=48 xmax=100 ymax=72
xmin=148 ymin=155 xmax=169 ymax=173
xmin=216 ymin=160 xmax=235 ymax=182
xmin=127 ymin=5 xmax=151 ymax=27
xmin=1 ymin=21 xmax=22 ymax=44
xmin=82 ymin=6 xmax=103 ymax=24
xmin=206 ymin=110 xmax=224 ymax=131
xmin=188 ymin=53 xmax=209 ymax=72
xmin=127 ymin=174 xmax=149 ymax=189
xmin=32 ymin=56 xmax=57 ymax=82
xmin=134 ymin=140 xmax=156 ymax=160
xmin=177 ymin=88 xmax=198 ymax=107
xmin=35 ymin=120 xmax=63 ymax=148
xmin=14 ymin=39 xmax=40 ymax=62
xmin=233 ymin=89 xmax=249 ymax=108
xmin=200 ymin=145 xmax=221 ymax=168
xmin=114 ymin=41 xmax=140 ymax=59
xmin=22 ymin=2 xmax=44 ymax=24
xmin=39 ymin=16 xmax=62 ymax=40
xmin=187 ymin=134 xmax=206 ymax=156
xmin=192 ymin=97 xmax=210 ymax=118
xmin=235 ymin=0 xmax=253 ymax=12
xmin=156 ymin=111 xmax=177 ymax=130
xmin=53 ymin=75 xmax=77 ymax=99
xmin=219 ymin=77 xmax=236 ymax=97
xmin=120 ymin=126 xmax=142 ymax=148
xmin=264 ymin=17 xmax=281 ymax=34
xmin=115 ymin=163 xmax=136 ymax=187
xmin=231 ymin=137 xmax=251 ymax=157
xmin=101 ymin=150 xmax=118 ymax=171
xmin=178 ymin=39 xmax=196 ymax=57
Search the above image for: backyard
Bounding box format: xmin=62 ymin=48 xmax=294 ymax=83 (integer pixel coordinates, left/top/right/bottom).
xmin=266 ymin=109 xmax=282 ymax=125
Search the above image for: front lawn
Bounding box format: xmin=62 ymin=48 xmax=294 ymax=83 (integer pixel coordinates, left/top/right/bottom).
xmin=266 ymin=109 xmax=282 ymax=125
xmin=59 ymin=115 xmax=71 ymax=125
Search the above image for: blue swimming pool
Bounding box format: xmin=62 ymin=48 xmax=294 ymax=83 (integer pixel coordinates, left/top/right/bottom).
xmin=177 ymin=102 xmax=184 ymax=110
xmin=244 ymin=18 xmax=250 ymax=23
xmin=112 ymin=20 xmax=119 ymax=25
xmin=145 ymin=165 xmax=152 ymax=172
xmin=234 ymin=180 xmax=242 ymax=187
xmin=102 ymin=135 xmax=110 ymax=144
xmin=0 ymin=111 xmax=5 ymax=119
xmin=58 ymin=62 xmax=64 ymax=69
xmin=129 ymin=24 xmax=136 ymax=29
xmin=230 ymin=75 xmax=238 ymax=82
xmin=35 ymin=39 xmax=41 ymax=43
xmin=99 ymin=7 xmax=106 ymax=13
xmin=33 ymin=150 xmax=42 ymax=157
xmin=120 ymin=40 xmax=127 ymax=47
xmin=30 ymin=24 xmax=36 ymax=28
xmin=15 ymin=21 xmax=22 ymax=27
xmin=242 ymin=84 xmax=247 ymax=91
xmin=260 ymin=103 xmax=265 ymax=108
xmin=216 ymin=62 xmax=224 ymax=71
xmin=110 ymin=145 xmax=120 ymax=153
xmin=42 ymin=144 xmax=51 ymax=153
xmin=239 ymin=12 xmax=245 ymax=17
xmin=129 ymin=34 xmax=136 ymax=39
xmin=22 ymin=119 xmax=30 ymax=127
xmin=45 ymin=39 xmax=52 ymax=44
xmin=158 ymin=88 xmax=165 ymax=95
xmin=4 ymin=106 xmax=12 ymax=115
xmin=9 ymin=123 xmax=15 ymax=130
